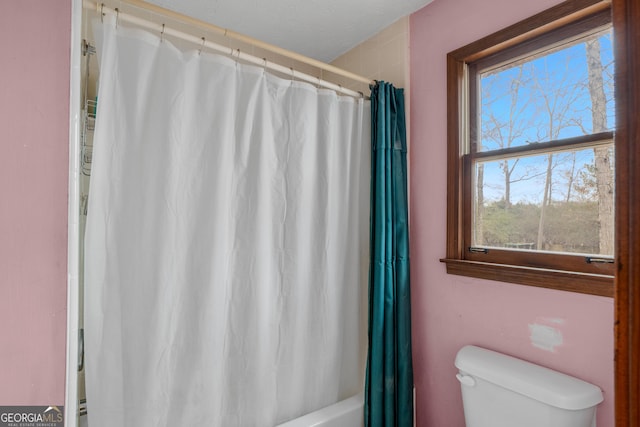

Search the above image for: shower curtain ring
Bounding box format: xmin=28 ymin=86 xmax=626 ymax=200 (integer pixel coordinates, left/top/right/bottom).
xmin=160 ymin=24 xmax=165 ymax=42
xmin=100 ymin=3 xmax=104 ymax=23
xmin=199 ymin=37 xmax=205 ymax=55
xmin=114 ymin=8 xmax=119 ymax=28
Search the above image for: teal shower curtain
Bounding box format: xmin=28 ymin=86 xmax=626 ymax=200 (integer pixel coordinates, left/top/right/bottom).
xmin=365 ymin=81 xmax=414 ymax=426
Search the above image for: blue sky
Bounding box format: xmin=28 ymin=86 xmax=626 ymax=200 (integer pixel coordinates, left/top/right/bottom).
xmin=477 ymin=30 xmax=614 ymax=204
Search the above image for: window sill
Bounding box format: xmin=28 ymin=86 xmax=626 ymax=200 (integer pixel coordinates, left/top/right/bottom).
xmin=440 ymin=258 xmax=614 ymax=297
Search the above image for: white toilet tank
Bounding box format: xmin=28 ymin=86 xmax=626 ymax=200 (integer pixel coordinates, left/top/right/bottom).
xmin=455 ymin=345 xmax=604 ymax=427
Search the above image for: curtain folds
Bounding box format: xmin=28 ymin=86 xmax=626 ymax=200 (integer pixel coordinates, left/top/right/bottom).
xmin=84 ymin=17 xmax=371 ymax=427
xmin=365 ymin=82 xmax=414 ymax=427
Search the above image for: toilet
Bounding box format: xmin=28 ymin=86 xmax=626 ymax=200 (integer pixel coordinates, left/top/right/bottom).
xmin=455 ymin=345 xmax=604 ymax=427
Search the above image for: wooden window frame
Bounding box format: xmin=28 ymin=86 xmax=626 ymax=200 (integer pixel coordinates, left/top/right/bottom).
xmin=442 ymin=0 xmax=615 ymax=297
xmin=612 ymin=0 xmax=640 ymax=424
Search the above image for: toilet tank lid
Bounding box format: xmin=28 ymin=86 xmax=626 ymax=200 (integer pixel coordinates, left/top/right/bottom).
xmin=455 ymin=345 xmax=604 ymax=410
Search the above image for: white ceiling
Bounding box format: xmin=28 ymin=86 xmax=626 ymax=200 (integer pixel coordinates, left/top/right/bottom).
xmin=146 ymin=0 xmax=435 ymax=62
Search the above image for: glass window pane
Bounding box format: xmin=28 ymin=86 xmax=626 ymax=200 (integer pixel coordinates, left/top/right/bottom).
xmin=472 ymin=145 xmax=614 ymax=256
xmin=478 ymin=29 xmax=615 ymax=153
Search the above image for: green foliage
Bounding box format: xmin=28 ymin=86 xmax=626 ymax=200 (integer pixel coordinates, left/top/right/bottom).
xmin=480 ymin=200 xmax=600 ymax=254
xmin=482 ymin=201 xmax=539 ymax=247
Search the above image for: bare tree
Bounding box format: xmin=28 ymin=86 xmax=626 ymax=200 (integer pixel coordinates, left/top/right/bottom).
xmin=532 ymin=57 xmax=583 ymax=250
xmin=562 ymin=152 xmax=578 ymax=202
xmin=537 ymin=153 xmax=553 ymax=250
xmin=482 ymin=65 xmax=528 ymax=208
xmin=585 ymin=38 xmax=614 ymax=255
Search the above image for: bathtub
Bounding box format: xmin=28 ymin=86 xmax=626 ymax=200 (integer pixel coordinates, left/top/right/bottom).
xmin=79 ymin=394 xmax=364 ymax=427
xmin=276 ymin=394 xmax=364 ymax=427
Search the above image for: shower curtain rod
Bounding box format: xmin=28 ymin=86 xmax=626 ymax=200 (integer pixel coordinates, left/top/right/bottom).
xmin=83 ymin=0 xmax=374 ymax=98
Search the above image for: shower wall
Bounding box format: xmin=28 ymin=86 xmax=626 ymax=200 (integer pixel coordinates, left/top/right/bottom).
xmin=0 ymin=0 xmax=71 ymax=406
xmin=330 ymin=17 xmax=409 ymax=94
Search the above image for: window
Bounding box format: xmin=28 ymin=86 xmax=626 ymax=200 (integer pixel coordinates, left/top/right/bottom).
xmin=443 ymin=0 xmax=614 ymax=297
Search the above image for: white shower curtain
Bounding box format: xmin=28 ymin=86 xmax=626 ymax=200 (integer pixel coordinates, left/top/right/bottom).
xmin=84 ymin=17 xmax=370 ymax=427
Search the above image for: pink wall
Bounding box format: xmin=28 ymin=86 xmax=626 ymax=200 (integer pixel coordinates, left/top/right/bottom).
xmin=0 ymin=0 xmax=70 ymax=406
xmin=409 ymin=0 xmax=614 ymax=426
